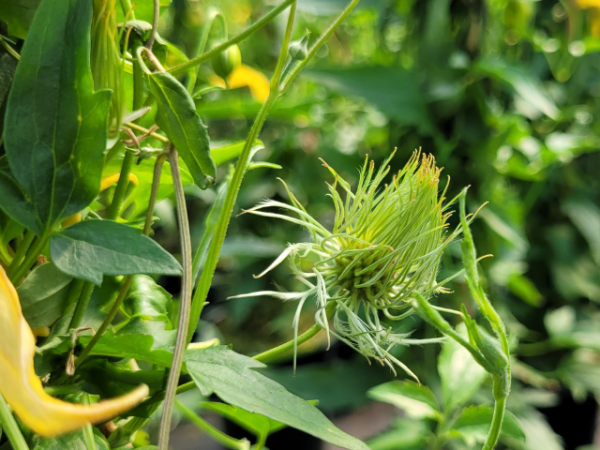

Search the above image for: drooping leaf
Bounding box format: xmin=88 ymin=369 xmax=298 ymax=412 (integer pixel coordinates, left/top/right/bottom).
xmin=17 ymin=262 xmax=73 ymax=329
xmin=1 ymin=0 xmax=111 ymax=235
xmin=562 ymin=198 xmax=600 ymax=266
xmin=148 ymin=72 xmax=216 ymax=189
xmin=438 ymin=324 xmax=488 ymax=410
xmin=184 ymin=346 xmax=370 ymax=450
xmin=50 ymin=220 xmax=182 ymax=285
xmin=368 ymin=381 xmax=440 ymax=419
xmin=450 ymin=405 xmax=525 ymax=446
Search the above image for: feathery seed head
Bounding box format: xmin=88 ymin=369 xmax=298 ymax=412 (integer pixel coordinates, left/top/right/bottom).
xmin=234 ymin=150 xmax=464 ymax=379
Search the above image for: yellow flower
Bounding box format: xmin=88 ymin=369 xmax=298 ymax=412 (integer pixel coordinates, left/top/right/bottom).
xmin=0 ymin=265 xmax=148 ymax=437
xmin=209 ymin=64 xmax=271 ymax=103
xmin=575 ymin=0 xmax=600 ymax=35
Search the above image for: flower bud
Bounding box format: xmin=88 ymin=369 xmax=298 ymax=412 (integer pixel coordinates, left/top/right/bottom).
xmin=212 ymin=44 xmax=242 ymax=80
xmin=461 ymin=305 xmax=508 ymax=375
xmin=289 ymin=32 xmax=311 ymax=61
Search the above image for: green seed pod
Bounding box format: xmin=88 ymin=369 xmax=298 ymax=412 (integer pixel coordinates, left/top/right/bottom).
xmin=211 ymin=44 xmax=242 ymax=80
xmin=288 ymin=32 xmax=311 ymax=61
xmin=461 ymin=305 xmax=508 ymax=375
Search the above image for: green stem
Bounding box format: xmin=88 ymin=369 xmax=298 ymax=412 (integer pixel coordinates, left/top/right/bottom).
xmin=175 ymin=400 xmax=249 ymax=450
xmin=118 ymin=0 xmax=135 ymax=19
xmin=68 ymin=282 xmax=96 ymax=330
xmin=77 ymin=149 xmax=165 ymax=365
xmin=253 ymin=302 xmax=336 ymax=363
xmin=280 ymin=0 xmax=361 ymax=93
xmin=157 ymin=149 xmax=194 ymax=450
xmin=143 ymin=154 xmax=167 ymax=236
xmin=75 ymin=276 xmax=134 ymax=366
xmin=7 ymin=230 xmax=35 ymax=279
xmin=482 ymin=375 xmax=508 ymax=450
xmin=0 ymin=393 xmax=29 ymax=450
xmin=187 ymin=0 xmax=298 ymax=342
xmin=146 ymin=0 xmax=160 ymax=50
xmin=105 ymin=151 xmax=135 ymax=220
xmin=9 ymin=233 xmax=49 ymax=285
xmin=168 ymin=0 xmax=295 ymax=76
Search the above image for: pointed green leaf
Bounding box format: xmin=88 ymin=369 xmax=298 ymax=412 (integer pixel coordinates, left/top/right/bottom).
xmin=148 ymin=72 xmax=216 ymax=189
xmin=1 ymin=0 xmax=111 ymax=234
xmin=50 ymin=220 xmax=182 ymax=284
xmin=368 ymin=381 xmax=440 ymax=419
xmin=17 ymin=262 xmax=73 ymax=329
xmin=31 ymin=429 xmax=109 ymax=450
xmin=184 ymin=346 xmax=370 ymax=450
xmin=451 ymin=405 xmax=525 ymax=446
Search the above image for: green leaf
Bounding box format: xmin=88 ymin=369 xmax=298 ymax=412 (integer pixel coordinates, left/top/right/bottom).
xmin=184 ymin=346 xmax=370 ymax=450
xmin=79 ymin=319 xmax=176 ymax=366
xmin=367 ymin=418 xmax=429 ymax=450
xmin=476 ymin=57 xmax=559 ymax=120
xmin=562 ymin=198 xmax=600 ymax=266
xmin=0 ymin=0 xmax=42 ymax=39
xmin=307 ymin=67 xmax=433 ymax=133
xmin=211 ymin=141 xmax=254 ymax=167
xmin=368 ymin=381 xmax=440 ymax=419
xmin=201 ymin=401 xmax=287 ymax=443
xmin=123 ymin=275 xmax=172 ymax=323
xmin=17 ymin=262 xmax=73 ymax=329
xmin=31 ymin=429 xmax=109 ymax=450
xmin=450 ymin=405 xmax=525 ymax=446
xmin=438 ymin=324 xmax=488 ymax=411
xmin=50 ymin=220 xmax=182 ymax=284
xmin=148 ymin=72 xmax=216 ymax=189
xmin=1 ymin=0 xmax=111 ymax=235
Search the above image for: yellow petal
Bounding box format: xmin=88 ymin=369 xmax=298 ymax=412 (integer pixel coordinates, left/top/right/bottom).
xmin=100 ymin=172 xmax=139 ymax=192
xmin=208 ymin=73 xmax=227 ymax=89
xmin=576 ymin=0 xmax=600 ymax=8
xmin=227 ymin=65 xmax=270 ymax=103
xmin=0 ymin=266 xmax=148 ymax=437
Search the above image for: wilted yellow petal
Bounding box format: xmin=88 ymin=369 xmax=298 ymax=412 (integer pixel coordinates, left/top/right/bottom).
xmin=100 ymin=172 xmax=139 ymax=192
xmin=208 ymin=73 xmax=227 ymax=89
xmin=227 ymin=65 xmax=270 ymax=103
xmin=62 ymin=212 xmax=82 ymax=227
xmin=32 ymin=327 xmax=50 ymax=338
xmin=575 ymin=0 xmax=600 ymax=8
xmin=0 ymin=266 xmax=148 ymax=437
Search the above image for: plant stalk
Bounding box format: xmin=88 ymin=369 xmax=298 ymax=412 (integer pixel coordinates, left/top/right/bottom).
xmin=157 ymin=148 xmax=194 ymax=450
xmin=6 ymin=230 xmax=35 ymax=279
xmin=175 ymin=400 xmax=249 ymax=450
xmin=69 ymin=282 xmax=96 ymax=330
xmin=187 ymin=0 xmax=298 ymax=342
xmin=483 ymin=375 xmax=509 ymax=450
xmin=168 ymin=0 xmax=295 ymax=76
xmin=9 ymin=233 xmax=49 ymax=285
xmin=0 ymin=393 xmax=29 ymax=450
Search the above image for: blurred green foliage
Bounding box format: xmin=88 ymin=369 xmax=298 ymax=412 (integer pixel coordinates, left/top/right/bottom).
xmin=148 ymin=0 xmax=600 ymax=447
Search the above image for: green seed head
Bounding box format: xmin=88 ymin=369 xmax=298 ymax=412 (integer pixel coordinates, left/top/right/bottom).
xmin=234 ymin=150 xmax=462 ymax=378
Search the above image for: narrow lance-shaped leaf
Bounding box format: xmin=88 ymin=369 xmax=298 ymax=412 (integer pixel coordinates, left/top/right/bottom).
xmin=0 ymin=0 xmax=111 ymax=235
xmin=0 ymin=265 xmax=148 ymax=437
xmin=185 ymin=346 xmax=370 ymax=450
xmin=148 ymin=72 xmax=216 ymax=189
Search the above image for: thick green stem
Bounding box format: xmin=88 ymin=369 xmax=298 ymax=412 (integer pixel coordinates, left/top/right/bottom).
xmin=76 ymin=276 xmax=134 ymax=366
xmin=9 ymin=233 xmax=48 ymax=285
xmin=0 ymin=393 xmax=29 ymax=450
xmin=143 ymin=154 xmax=167 ymax=235
xmin=7 ymin=230 xmax=35 ymax=278
xmin=106 ymin=151 xmax=135 ymax=220
xmin=68 ymin=282 xmax=96 ymax=330
xmin=482 ymin=374 xmax=509 ymax=450
xmin=187 ymin=0 xmax=297 ymax=342
xmin=157 ymin=149 xmax=194 ymax=450
xmin=175 ymin=400 xmax=249 ymax=450
xmin=168 ymin=0 xmax=295 ymax=76
xmin=253 ymin=323 xmax=322 ymax=363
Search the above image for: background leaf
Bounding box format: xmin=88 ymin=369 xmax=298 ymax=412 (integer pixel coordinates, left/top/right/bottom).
xmin=368 ymin=381 xmax=440 ymax=419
